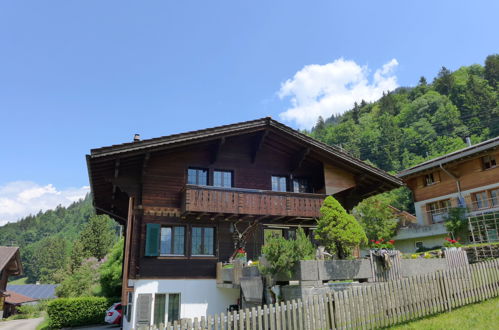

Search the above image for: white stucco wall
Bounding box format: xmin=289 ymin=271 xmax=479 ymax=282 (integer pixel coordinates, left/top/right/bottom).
xmin=123 ymin=279 xmax=239 ymax=329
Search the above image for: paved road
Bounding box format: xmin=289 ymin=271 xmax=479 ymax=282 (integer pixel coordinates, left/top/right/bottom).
xmin=0 ymin=317 xmax=44 ymax=330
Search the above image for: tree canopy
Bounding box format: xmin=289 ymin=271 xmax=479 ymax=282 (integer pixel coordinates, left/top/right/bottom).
xmin=315 ymin=196 xmax=367 ymax=259
xmin=310 ymin=54 xmax=498 ymax=212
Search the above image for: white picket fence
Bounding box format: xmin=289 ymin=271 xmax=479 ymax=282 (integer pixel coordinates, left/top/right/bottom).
xmin=135 ymin=258 xmax=499 ymax=330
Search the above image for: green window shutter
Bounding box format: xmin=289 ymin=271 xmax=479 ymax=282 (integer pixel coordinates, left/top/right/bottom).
xmin=145 ymin=223 xmax=160 ymax=256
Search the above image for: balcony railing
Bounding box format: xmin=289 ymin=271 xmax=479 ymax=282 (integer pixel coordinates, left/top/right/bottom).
xmin=181 ymin=184 xmax=325 ymax=219
xmin=426 ymin=207 xmax=450 ymax=224
xmin=470 ymin=197 xmax=499 ymax=212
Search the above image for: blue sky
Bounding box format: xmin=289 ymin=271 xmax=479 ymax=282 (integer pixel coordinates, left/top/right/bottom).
xmin=1 ymin=1 xmax=498 ymax=222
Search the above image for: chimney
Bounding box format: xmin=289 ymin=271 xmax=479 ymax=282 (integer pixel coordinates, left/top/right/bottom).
xmin=133 ymin=134 xmax=141 ymax=142
xmin=465 ymin=137 xmax=472 ymax=147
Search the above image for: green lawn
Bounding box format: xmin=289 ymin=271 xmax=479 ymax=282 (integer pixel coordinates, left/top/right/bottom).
xmin=390 ymin=297 xmax=499 ymax=329
xmin=8 ymin=276 xmax=28 ymax=284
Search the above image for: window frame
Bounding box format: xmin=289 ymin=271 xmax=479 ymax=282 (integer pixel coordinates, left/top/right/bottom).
xmin=292 ymin=177 xmax=312 ymax=193
xmin=271 ymin=175 xmax=288 ymax=192
xmin=424 ymin=173 xmax=436 ymax=186
xmin=152 ymin=293 xmax=181 ymax=326
xmin=213 ymin=169 xmax=234 ymax=188
xmin=187 ymin=167 xmax=209 ymax=186
xmin=490 ymin=188 xmax=499 ymax=207
xmin=473 ymin=190 xmax=489 ymax=210
xmin=190 ymin=226 xmax=216 ymax=257
xmin=482 ymin=155 xmax=497 ymax=170
xmin=159 ymin=226 xmax=186 ymax=257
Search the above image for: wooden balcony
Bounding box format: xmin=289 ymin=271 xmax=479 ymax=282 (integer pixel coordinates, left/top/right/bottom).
xmin=181 ymin=185 xmax=325 ymax=219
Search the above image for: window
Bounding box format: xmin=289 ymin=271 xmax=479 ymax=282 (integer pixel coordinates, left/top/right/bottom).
xmin=213 ymin=170 xmax=233 ymax=188
xmin=425 ymin=173 xmax=435 ymax=186
xmin=415 ymin=241 xmax=424 ymax=249
xmin=153 ymin=294 xmax=166 ymax=326
xmin=160 ymin=227 xmax=185 ymax=256
xmin=491 ymin=189 xmax=499 ymax=207
xmin=264 ymin=228 xmax=283 ymax=244
xmin=187 ymin=168 xmax=208 ymax=185
xmin=427 ymin=199 xmax=451 ymax=223
xmin=191 ymin=227 xmax=215 ymax=256
xmin=153 ymin=293 xmax=180 ymax=326
xmin=482 ymin=155 xmax=497 ymax=170
xmin=167 ymin=294 xmax=180 ymax=323
xmin=292 ymin=177 xmax=311 ymax=193
xmin=271 ymin=176 xmax=287 ymax=192
xmin=474 ymin=191 xmax=489 ymax=209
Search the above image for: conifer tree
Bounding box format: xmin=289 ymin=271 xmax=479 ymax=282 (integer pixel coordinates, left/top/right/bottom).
xmin=315 ymin=196 xmax=367 ymax=259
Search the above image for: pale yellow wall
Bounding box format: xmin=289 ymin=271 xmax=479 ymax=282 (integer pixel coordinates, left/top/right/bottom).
xmin=394 ymin=234 xmax=448 ymax=254
xmin=323 ymin=163 xmax=356 ymax=195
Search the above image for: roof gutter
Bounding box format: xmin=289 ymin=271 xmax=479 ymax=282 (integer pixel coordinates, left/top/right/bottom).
xmin=439 ymin=162 xmax=462 ymax=198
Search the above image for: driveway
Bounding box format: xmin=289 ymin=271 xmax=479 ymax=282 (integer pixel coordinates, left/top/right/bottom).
xmin=0 ymin=317 xmax=44 ymax=330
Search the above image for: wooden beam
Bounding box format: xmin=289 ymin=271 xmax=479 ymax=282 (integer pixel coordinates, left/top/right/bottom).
xmin=112 ymin=159 xmax=120 ymax=201
xmin=142 ymin=153 xmax=151 ymax=176
xmin=210 ymin=137 xmax=225 ymax=164
xmin=210 ymin=213 xmax=224 ymax=221
xmin=290 ymin=147 xmax=310 ymax=172
xmin=121 ymin=197 xmax=134 ymax=307
xmin=251 ymin=130 xmax=268 ymax=163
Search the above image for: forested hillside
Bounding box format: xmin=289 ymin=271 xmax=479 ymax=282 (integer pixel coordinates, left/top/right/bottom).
xmin=0 ymin=195 xmax=118 ymax=285
xmin=309 ymin=54 xmax=499 ymax=212
xmin=310 ymin=54 xmax=498 ymax=171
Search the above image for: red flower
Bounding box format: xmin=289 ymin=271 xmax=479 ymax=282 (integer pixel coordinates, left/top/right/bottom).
xmin=370 ymin=239 xmax=375 ymax=242
xmin=375 ymin=241 xmax=380 ymax=244
xmin=389 ymin=240 xmax=395 ymax=244
xmin=451 ymin=240 xmax=457 ymax=244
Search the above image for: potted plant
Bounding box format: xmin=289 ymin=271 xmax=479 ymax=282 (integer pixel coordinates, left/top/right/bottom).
xmin=234 ymin=247 xmax=247 ymax=263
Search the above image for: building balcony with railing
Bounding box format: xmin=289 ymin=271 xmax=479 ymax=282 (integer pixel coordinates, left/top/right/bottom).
xmin=181 ymin=184 xmax=325 ymax=221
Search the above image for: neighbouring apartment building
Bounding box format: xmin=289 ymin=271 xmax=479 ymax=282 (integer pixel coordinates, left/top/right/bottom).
xmin=394 ymin=136 xmax=499 ymax=253
xmin=87 ymin=117 xmax=401 ymax=329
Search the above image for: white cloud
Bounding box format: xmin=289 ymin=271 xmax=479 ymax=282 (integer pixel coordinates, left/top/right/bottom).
xmin=0 ymin=181 xmax=90 ymax=226
xmin=278 ymin=58 xmax=399 ymax=129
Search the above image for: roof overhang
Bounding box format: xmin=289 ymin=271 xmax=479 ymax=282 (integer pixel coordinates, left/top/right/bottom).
xmin=87 ymin=117 xmax=403 ymax=221
xmin=398 ymin=136 xmax=499 ymax=179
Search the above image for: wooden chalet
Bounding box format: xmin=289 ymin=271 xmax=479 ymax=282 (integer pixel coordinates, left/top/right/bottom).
xmin=395 ymin=136 xmax=499 ymax=252
xmin=0 ymin=247 xmax=23 ymax=319
xmin=86 ymin=117 xmax=402 ymax=328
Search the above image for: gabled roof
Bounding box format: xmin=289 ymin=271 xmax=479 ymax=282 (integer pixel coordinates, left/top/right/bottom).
xmin=6 ymin=284 xmax=58 ymax=300
xmin=0 ymin=247 xmax=22 ymax=276
xmin=4 ymin=290 xmax=38 ymax=305
xmin=398 ymin=136 xmax=499 ymax=178
xmin=88 ymin=117 xmax=402 ymax=186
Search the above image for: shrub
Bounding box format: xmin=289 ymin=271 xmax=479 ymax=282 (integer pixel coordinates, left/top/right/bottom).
xmin=260 ymin=227 xmax=315 ymax=278
xmin=315 ymin=196 xmax=367 ymax=259
xmin=47 ymin=297 xmax=113 ymax=328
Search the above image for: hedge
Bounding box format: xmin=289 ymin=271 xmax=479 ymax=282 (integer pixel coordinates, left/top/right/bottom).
xmin=47 ymin=296 xmax=115 ymax=328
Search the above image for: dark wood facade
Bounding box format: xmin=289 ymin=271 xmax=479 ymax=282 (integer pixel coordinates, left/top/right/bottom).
xmin=0 ymin=247 xmax=23 ymax=318
xmin=87 ymin=118 xmax=402 ymax=282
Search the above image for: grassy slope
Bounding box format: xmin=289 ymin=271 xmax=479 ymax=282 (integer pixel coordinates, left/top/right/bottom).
xmin=391 ymin=297 xmax=499 ymax=329
xmin=8 ymin=277 xmax=28 ymax=284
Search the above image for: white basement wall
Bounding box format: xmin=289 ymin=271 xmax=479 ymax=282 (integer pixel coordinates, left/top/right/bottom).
xmin=123 ymin=279 xmax=239 ymax=329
